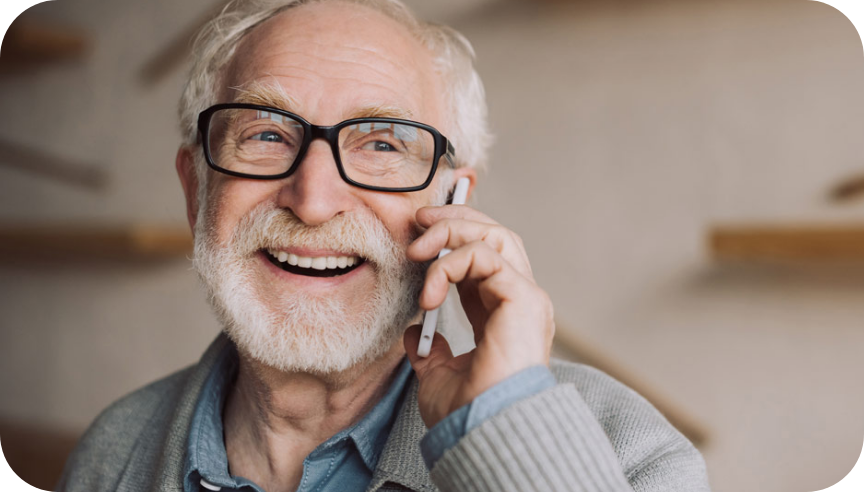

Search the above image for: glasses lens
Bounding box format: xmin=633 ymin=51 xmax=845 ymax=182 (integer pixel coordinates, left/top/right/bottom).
xmin=338 ymin=121 xmax=436 ymax=188
xmin=207 ymin=108 xmax=305 ymax=177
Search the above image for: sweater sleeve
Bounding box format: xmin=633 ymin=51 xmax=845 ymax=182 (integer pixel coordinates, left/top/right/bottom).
xmin=427 ymin=377 xmax=711 ymax=492
xmin=419 ymin=365 xmax=557 ymax=469
xmin=56 ymin=366 xmax=195 ymax=492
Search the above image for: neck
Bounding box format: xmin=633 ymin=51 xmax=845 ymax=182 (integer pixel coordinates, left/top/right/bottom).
xmin=223 ymin=339 xmax=407 ymax=491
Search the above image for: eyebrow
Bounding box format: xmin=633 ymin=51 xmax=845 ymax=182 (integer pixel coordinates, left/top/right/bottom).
xmin=229 ymin=81 xmax=416 ymax=122
xmin=230 ymin=81 xmax=302 ymax=112
xmin=346 ymin=105 xmax=415 ymax=121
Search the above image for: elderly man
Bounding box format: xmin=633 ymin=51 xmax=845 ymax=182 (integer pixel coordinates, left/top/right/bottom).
xmin=58 ymin=0 xmax=710 ymax=491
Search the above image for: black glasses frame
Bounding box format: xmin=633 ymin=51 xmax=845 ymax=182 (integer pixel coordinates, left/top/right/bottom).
xmin=197 ymin=103 xmax=457 ymax=192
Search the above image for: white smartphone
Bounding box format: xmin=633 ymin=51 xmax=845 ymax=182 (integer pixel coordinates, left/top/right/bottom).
xmin=417 ymin=176 xmax=471 ymax=357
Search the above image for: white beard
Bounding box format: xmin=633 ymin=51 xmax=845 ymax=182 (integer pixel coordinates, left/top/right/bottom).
xmin=191 ymin=183 xmax=448 ymax=374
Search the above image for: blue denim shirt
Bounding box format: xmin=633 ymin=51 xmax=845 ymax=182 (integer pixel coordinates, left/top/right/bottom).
xmin=183 ymin=340 xmax=555 ymax=492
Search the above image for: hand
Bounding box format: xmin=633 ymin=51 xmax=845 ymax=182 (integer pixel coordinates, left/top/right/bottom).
xmin=404 ymin=204 xmax=555 ymax=429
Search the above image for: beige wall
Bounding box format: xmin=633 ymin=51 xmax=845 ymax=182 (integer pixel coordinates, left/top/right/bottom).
xmin=1 ymin=0 xmax=863 ymax=491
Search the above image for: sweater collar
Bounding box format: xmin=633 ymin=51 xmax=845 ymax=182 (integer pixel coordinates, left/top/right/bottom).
xmin=365 ymin=377 xmax=437 ymax=492
xmin=182 ymin=338 xmax=414 ymax=490
xmin=143 ymin=333 xmax=436 ymax=492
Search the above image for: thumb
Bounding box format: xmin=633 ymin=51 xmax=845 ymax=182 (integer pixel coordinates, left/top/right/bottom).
xmin=404 ymin=325 xmax=454 ymax=377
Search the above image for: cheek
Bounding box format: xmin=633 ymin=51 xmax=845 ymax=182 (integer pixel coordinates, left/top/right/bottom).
xmin=206 ymin=178 xmax=279 ymax=242
xmin=393 ymin=218 xmax=422 ymax=247
xmin=376 ymin=210 xmax=416 ymax=247
xmin=372 ymin=193 xmax=435 ymax=246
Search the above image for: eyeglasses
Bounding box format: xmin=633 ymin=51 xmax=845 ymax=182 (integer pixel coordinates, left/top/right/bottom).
xmin=197 ymin=103 xmax=456 ymax=192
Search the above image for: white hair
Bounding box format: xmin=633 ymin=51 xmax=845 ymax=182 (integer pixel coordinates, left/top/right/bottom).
xmin=178 ymin=0 xmax=492 ymax=180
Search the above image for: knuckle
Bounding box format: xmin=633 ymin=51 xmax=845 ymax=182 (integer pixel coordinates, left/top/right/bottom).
xmin=429 ymin=219 xmax=451 ymax=235
xmin=467 ymin=239 xmax=492 ymax=254
xmin=427 ymin=258 xmax=446 ymax=278
xmin=490 ymin=226 xmax=512 ymax=249
xmin=489 ymin=224 xmax=507 ymax=237
xmin=512 ymin=232 xmax=525 ymax=248
xmin=530 ymin=287 xmax=553 ymax=313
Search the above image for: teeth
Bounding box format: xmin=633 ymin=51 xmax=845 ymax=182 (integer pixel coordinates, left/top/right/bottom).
xmin=267 ymin=249 xmax=361 ymax=270
xmin=311 ymin=257 xmax=327 ymax=270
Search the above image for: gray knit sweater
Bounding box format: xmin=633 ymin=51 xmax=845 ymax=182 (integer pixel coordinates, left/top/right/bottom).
xmin=58 ymin=334 xmax=711 ymax=491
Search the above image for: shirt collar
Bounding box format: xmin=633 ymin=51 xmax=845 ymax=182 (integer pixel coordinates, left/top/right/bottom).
xmin=347 ymin=357 xmax=413 ymax=471
xmin=183 ymin=338 xmax=245 ymax=490
xmin=182 ymin=338 xmax=414 ymax=489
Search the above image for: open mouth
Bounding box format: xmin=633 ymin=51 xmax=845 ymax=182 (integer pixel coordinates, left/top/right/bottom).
xmin=263 ymin=248 xmax=366 ymax=278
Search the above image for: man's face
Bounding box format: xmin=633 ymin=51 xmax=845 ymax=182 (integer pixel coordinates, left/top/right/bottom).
xmin=184 ymin=3 xmax=473 ymax=373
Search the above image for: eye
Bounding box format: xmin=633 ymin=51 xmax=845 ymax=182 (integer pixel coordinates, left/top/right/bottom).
xmin=361 ymin=140 xmax=398 ymax=152
xmin=249 ymin=131 xmax=284 ymax=143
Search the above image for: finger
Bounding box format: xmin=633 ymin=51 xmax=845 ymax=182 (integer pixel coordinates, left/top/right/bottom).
xmin=416 ymin=204 xmax=499 ymax=228
xmin=408 ymin=218 xmax=532 ymax=277
xmin=404 ymin=324 xmax=454 ymax=376
xmin=420 ymin=241 xmax=525 ymax=311
xmin=423 ymin=243 xmax=548 ymax=350
xmin=408 ymin=219 xmax=518 ymax=258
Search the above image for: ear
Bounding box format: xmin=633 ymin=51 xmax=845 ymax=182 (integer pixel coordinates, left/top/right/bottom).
xmin=175 ymin=147 xmax=200 ymax=232
xmin=452 ymin=166 xmax=478 ymax=201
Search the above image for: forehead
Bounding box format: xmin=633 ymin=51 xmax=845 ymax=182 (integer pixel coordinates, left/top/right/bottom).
xmin=222 ymin=2 xmax=444 ymax=128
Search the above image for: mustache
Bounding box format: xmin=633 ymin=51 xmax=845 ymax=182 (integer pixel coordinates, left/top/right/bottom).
xmin=227 ymin=202 xmax=411 ymax=267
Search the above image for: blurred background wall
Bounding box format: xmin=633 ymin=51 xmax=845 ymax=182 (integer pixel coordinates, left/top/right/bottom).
xmin=1 ymin=0 xmax=863 ymax=490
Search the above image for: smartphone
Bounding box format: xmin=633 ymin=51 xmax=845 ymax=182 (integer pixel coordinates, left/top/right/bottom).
xmin=417 ymin=176 xmax=471 ymax=357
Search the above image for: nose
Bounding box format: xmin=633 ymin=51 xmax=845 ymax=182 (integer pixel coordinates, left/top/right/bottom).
xmin=276 ymin=141 xmax=356 ymax=226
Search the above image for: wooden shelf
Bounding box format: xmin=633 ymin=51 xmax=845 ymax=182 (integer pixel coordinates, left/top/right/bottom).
xmin=829 ymin=174 xmax=864 ymax=202
xmin=0 ymin=224 xmax=192 ymax=260
xmin=0 ymin=20 xmax=88 ymax=68
xmin=710 ymin=224 xmax=864 ymax=262
xmin=0 ymin=138 xmax=106 ymax=190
